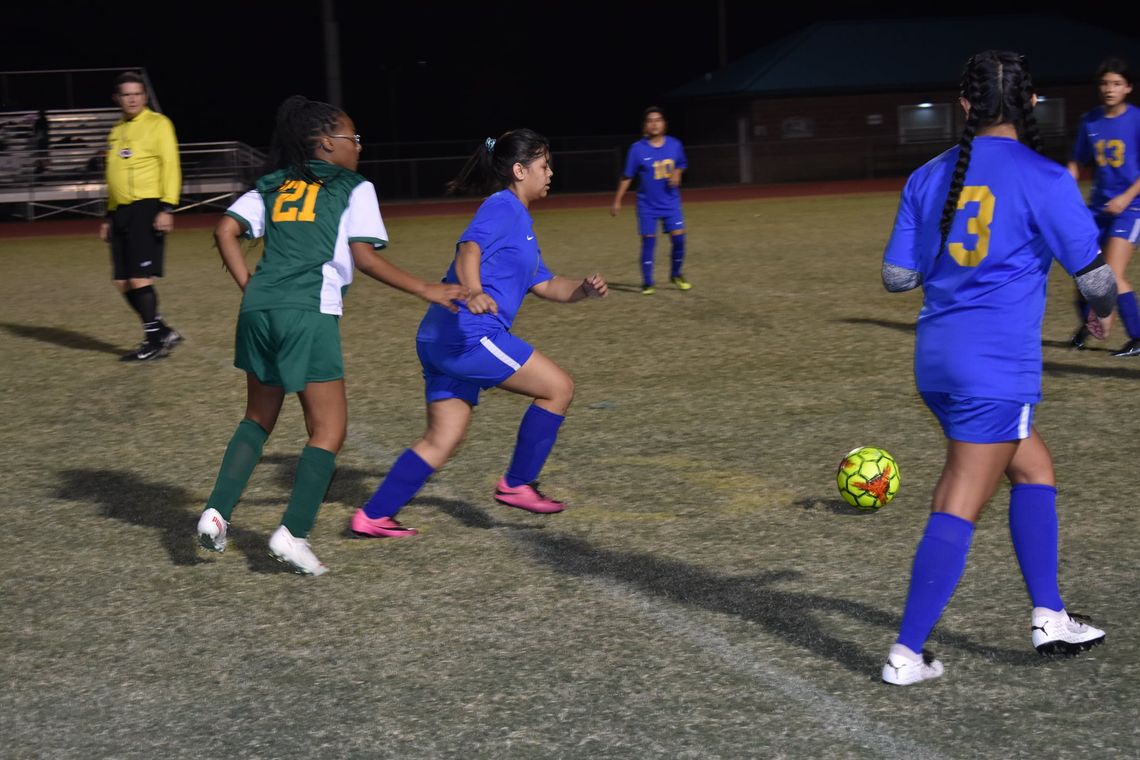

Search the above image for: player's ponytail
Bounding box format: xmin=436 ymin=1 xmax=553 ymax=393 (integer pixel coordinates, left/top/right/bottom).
xmin=446 ymin=128 xmax=550 ymax=196
xmin=266 ymin=95 xmax=343 ymax=186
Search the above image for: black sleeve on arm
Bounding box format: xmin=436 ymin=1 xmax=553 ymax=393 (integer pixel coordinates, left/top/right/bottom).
xmin=1075 ymin=257 xmax=1117 ymax=318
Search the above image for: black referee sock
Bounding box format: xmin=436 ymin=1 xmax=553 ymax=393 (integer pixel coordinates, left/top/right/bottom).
xmin=125 ymin=285 xmax=166 ymax=345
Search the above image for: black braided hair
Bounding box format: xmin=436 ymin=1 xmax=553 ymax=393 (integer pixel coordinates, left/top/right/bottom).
xmin=446 ymin=128 xmax=550 ymax=196
xmin=265 ymin=95 xmax=344 ymax=186
xmin=938 ymin=51 xmax=1041 ymax=256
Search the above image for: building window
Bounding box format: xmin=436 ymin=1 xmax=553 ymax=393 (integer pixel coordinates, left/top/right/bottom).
xmin=897 ymin=103 xmax=954 ymax=144
xmin=1032 ymin=97 xmax=1066 ymax=137
xmin=781 ymin=117 xmax=816 ymax=139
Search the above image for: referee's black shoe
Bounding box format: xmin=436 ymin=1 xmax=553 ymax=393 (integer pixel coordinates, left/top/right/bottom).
xmin=120 ymin=341 xmax=169 ymax=362
xmin=161 ymin=328 xmax=184 ymax=350
xmin=1070 ymin=325 xmax=1090 ymax=350
xmin=1111 ymin=338 xmax=1140 ymax=357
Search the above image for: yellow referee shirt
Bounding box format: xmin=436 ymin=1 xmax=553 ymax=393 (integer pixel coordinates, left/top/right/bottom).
xmin=105 ymin=107 xmax=181 ymax=211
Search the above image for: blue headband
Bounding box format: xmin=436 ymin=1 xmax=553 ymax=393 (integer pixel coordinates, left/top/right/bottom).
xmin=484 ymin=137 xmax=496 ymax=153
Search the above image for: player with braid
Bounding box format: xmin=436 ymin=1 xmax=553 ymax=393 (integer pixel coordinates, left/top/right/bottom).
xmin=1067 ymin=58 xmax=1140 ymax=355
xmin=350 ymin=129 xmax=608 ymax=538
xmin=195 ymin=96 xmax=466 ymax=575
xmin=879 ymin=51 xmax=1113 ymax=685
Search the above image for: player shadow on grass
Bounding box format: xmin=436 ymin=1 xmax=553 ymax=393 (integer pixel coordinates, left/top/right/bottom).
xmin=56 ymin=468 xmax=289 ymax=574
xmin=520 ymin=532 xmax=1038 ymax=680
xmin=1 ymin=322 xmax=123 ymax=356
xmin=1042 ymin=360 xmax=1140 ymax=380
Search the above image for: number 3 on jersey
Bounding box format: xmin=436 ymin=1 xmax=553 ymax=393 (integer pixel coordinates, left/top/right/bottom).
xmin=271 ymin=180 xmax=320 ymax=222
xmin=948 ymin=185 xmax=995 ymax=267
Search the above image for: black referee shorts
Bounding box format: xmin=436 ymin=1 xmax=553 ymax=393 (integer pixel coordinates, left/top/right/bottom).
xmin=110 ymin=198 xmax=166 ymax=280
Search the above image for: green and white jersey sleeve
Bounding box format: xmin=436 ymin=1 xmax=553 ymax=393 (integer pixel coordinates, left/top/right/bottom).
xmin=228 ymin=162 xmax=390 ymax=316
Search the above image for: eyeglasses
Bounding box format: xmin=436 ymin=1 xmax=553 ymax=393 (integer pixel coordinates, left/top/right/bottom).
xmin=328 ymin=133 xmax=362 ymax=145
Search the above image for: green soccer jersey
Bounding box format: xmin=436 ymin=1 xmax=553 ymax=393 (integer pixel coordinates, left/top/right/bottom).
xmin=224 ymin=160 xmax=389 ymax=315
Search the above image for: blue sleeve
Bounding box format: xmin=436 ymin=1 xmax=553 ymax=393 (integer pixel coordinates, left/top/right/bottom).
xmin=1072 ymin=115 xmax=1091 ymax=164
xmin=622 ymin=144 xmax=638 ymax=179
xmin=675 ymin=139 xmax=688 ymax=170
xmin=1036 ymin=172 xmax=1101 ymax=275
xmin=882 ymin=173 xmax=922 ymax=270
xmin=530 ymin=251 xmax=554 ymax=288
xmin=458 ymin=198 xmax=507 ymax=255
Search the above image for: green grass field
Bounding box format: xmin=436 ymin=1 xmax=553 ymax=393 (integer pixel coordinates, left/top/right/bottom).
xmin=2 ymin=193 xmax=1138 ymax=759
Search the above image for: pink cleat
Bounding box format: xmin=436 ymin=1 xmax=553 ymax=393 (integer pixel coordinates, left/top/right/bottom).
xmin=493 ymin=478 xmax=566 ymax=514
xmin=350 ymin=509 xmax=418 ymax=538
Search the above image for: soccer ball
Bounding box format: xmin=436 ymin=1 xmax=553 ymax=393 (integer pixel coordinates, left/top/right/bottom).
xmin=836 ymin=446 xmax=900 ymax=510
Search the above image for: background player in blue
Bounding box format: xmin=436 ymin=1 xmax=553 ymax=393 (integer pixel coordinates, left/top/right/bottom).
xmin=879 ymin=51 xmax=1114 ymax=685
xmin=195 ymin=96 xmax=466 ymax=575
xmin=610 ymin=106 xmax=691 ymax=294
xmin=1068 ymin=58 xmax=1140 ymax=356
xmin=349 ymin=129 xmax=608 ymax=538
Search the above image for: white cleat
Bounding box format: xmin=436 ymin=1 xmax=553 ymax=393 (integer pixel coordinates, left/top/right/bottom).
xmin=881 ymin=643 xmax=944 ymax=686
xmin=196 ymin=507 xmax=228 ymax=553
xmin=1031 ymin=608 xmax=1105 ymax=655
xmin=268 ymin=525 xmax=328 ymax=577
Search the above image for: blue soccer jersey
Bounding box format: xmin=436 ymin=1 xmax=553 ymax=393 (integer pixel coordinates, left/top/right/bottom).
xmin=417 ymin=190 xmax=553 ymax=345
xmin=622 ymin=136 xmax=687 ymax=213
xmin=884 ymin=136 xmax=1100 ymax=403
xmin=1072 ymin=103 xmax=1140 ymax=211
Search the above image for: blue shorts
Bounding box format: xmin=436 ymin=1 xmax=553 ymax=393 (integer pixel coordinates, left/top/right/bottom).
xmin=416 ymin=331 xmax=535 ymax=406
xmin=920 ymin=392 xmax=1034 ymax=443
xmin=637 ymin=208 xmax=685 ymax=236
xmin=1094 ymin=207 xmax=1140 ymax=245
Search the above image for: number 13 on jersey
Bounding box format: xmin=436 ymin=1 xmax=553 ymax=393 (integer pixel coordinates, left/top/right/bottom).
xmin=948 ymin=185 xmax=995 ymax=267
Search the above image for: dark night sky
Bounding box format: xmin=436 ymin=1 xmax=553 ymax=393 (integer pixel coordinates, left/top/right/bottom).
xmin=1 ymin=1 xmax=1122 ymax=148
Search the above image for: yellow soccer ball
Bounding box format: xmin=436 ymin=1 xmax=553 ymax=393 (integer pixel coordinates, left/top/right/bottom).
xmin=836 ymin=446 xmax=900 ymax=510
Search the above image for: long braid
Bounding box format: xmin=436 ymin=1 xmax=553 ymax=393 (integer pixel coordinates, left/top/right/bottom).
xmin=266 ymin=95 xmax=342 ymax=186
xmin=938 ymin=59 xmax=983 ymax=255
xmin=1017 ymin=57 xmax=1043 ymax=153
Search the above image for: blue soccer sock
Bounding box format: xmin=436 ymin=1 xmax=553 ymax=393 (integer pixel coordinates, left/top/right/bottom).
xmin=670 ymin=233 xmax=686 ymax=278
xmin=896 ymin=512 xmax=975 ymax=653
xmin=640 ymin=236 xmax=657 ymax=286
xmin=363 ymin=448 xmax=435 ymax=519
xmin=1076 ymin=296 xmax=1090 ymax=323
xmin=505 ymin=404 xmax=565 ymax=488
xmin=1008 ymin=483 xmax=1064 ymax=611
xmin=1117 ymin=291 xmax=1140 ymax=339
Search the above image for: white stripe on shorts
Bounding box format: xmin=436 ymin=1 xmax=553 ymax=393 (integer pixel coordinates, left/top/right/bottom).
xmin=1129 ymin=218 xmax=1140 ymax=244
xmin=479 ymin=335 xmax=521 ymax=371
xmin=1018 ymin=403 xmax=1031 ymax=439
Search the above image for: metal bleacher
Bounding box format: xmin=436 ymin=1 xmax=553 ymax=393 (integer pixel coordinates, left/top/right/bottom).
xmin=0 ymin=67 xmax=265 ymax=221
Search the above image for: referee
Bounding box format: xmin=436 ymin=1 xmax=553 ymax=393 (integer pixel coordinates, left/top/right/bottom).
xmin=99 ymin=71 xmax=183 ymax=362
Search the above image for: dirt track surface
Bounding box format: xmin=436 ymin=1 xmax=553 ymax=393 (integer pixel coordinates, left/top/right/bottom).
xmin=0 ymin=178 xmax=905 ymax=238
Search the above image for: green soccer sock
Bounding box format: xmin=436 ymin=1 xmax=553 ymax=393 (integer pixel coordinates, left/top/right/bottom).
xmin=206 ymin=418 xmax=269 ymax=520
xmin=280 ymin=446 xmax=337 ymax=539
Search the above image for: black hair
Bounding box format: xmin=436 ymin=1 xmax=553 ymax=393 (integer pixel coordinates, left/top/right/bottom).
xmin=643 ymin=105 xmax=666 ymax=121
xmin=114 ymin=71 xmax=146 ymax=94
xmin=1097 ymin=57 xmax=1132 ymax=85
xmin=446 ymin=128 xmax=550 ymax=196
xmin=938 ymin=50 xmax=1041 ymax=256
xmin=266 ymin=95 xmax=344 ymax=186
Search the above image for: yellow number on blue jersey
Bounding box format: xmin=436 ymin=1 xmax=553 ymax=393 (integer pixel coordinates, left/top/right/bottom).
xmin=271 ymin=180 xmax=320 ymax=222
xmin=948 ymin=186 xmax=995 ymax=267
xmin=652 ymin=159 xmax=675 ymax=181
xmin=1094 ymin=139 xmax=1126 ymax=169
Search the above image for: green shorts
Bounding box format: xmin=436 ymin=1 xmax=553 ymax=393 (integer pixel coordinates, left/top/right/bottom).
xmin=234 ymin=309 xmax=343 ymax=393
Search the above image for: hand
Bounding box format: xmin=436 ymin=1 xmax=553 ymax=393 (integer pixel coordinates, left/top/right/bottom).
xmin=1086 ymin=308 xmax=1109 ymax=340
xmin=154 ymin=210 xmax=174 ymax=233
xmin=423 ymin=283 xmax=469 ymax=313
xmin=667 ymin=174 xmax=681 ymax=188
xmin=1104 ymin=195 xmax=1132 ymax=216
xmin=465 ymin=291 xmax=498 ymax=315
xmin=98 ymin=220 xmax=110 ymax=243
xmin=581 ymin=273 xmax=608 ymax=298
xmin=609 ymin=201 xmax=621 ymax=217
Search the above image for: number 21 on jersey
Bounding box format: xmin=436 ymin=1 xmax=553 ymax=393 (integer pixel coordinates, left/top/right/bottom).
xmin=947 ymin=185 xmax=995 ymax=267
xmin=271 ymin=180 xmax=320 ymax=222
